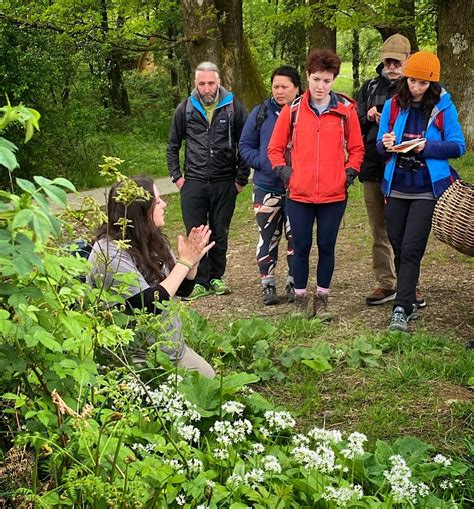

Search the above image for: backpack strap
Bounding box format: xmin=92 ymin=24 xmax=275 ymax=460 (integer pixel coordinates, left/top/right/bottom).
xmin=388 ymin=96 xmax=400 ymax=132
xmin=286 ymin=96 xmax=302 ymax=158
xmin=255 ymin=102 xmax=268 ymax=130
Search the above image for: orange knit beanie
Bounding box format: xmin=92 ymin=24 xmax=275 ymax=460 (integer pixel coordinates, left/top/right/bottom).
xmin=403 ymin=51 xmax=441 ymax=82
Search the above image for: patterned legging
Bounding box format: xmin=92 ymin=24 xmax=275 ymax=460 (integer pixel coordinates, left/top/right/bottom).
xmin=253 ymin=185 xmax=293 ymax=283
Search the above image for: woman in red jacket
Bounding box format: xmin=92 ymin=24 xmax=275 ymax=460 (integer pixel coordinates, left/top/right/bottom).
xmin=268 ymin=49 xmax=364 ymax=319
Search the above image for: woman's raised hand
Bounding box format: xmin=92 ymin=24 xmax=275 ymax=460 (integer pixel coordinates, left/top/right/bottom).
xmin=382 ymin=131 xmax=396 ymax=149
xmin=177 ymin=225 xmax=215 ymax=267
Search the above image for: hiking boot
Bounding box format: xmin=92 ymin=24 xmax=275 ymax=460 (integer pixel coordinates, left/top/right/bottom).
xmin=182 ymin=283 xmax=211 ymax=301
xmin=210 ymin=278 xmax=231 ymax=295
xmin=311 ymin=292 xmax=332 ymax=321
xmin=388 ymin=305 xmax=418 ymax=332
xmin=415 ymin=288 xmax=426 ymax=308
xmin=366 ymin=287 xmax=397 ymax=306
xmin=292 ymin=294 xmax=309 ymax=317
xmin=262 ymin=284 xmax=279 ymax=306
xmin=286 ymin=282 xmax=295 ymax=303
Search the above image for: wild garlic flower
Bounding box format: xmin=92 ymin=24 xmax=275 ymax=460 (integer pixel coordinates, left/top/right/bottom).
xmin=433 ymin=454 xmax=452 ymax=467
xmin=439 ymin=479 xmax=454 ymax=490
xmin=307 ymin=427 xmax=343 ymax=444
xmin=131 ymin=443 xmax=155 ymax=455
xmin=244 ymin=468 xmax=265 ymax=488
xmin=292 ymin=433 xmax=311 ymax=447
xmin=210 ymin=419 xmax=253 ymax=446
xmin=264 ymin=410 xmax=296 ymax=431
xmin=222 ymin=401 xmax=245 ymax=416
xmin=383 ymin=455 xmax=417 ymax=504
xmin=249 ymin=443 xmax=265 ymax=455
xmin=187 ymin=458 xmax=203 ymax=473
xmin=176 ymin=494 xmax=186 ymax=506
xmin=226 ymin=473 xmax=244 ymax=488
xmin=418 ymin=482 xmax=430 ymax=497
xmin=261 ymin=454 xmax=282 ymax=474
xmin=322 ymin=484 xmax=363 ymax=507
xmin=213 ymin=447 xmax=230 ymax=461
xmin=176 ymin=422 xmax=200 ymax=443
xmin=341 ymin=432 xmax=367 ymax=459
xmin=163 ymin=458 xmax=185 ymax=474
xmin=291 ymin=444 xmax=335 ymax=473
xmin=205 ymin=480 xmax=216 ymax=489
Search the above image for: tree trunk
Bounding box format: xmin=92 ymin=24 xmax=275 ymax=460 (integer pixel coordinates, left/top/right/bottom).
xmin=99 ymin=0 xmax=131 ymax=116
xmin=352 ymin=30 xmax=360 ymax=96
xmin=308 ymin=0 xmax=336 ymax=51
xmin=437 ymin=0 xmax=473 ymax=148
xmin=376 ymin=0 xmax=418 ymax=52
xmin=180 ymin=0 xmax=265 ymax=109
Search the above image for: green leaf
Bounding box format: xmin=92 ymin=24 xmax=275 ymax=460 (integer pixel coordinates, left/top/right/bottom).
xmin=16 ymin=178 xmax=37 ymax=193
xmin=34 ymin=328 xmax=62 ymax=352
xmin=52 ymin=177 xmax=76 ymax=192
xmin=301 ymin=356 xmax=332 ymax=373
xmin=12 ymin=208 xmax=33 ymax=229
xmin=32 ymin=209 xmax=53 ymax=243
xmin=0 ymin=144 xmax=19 ymax=170
xmin=42 ymin=184 xmax=68 ymax=207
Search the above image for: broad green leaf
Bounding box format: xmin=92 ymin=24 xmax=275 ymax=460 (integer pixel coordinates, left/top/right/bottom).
xmin=32 ymin=209 xmax=52 ymax=243
xmin=52 ymin=177 xmax=76 ymax=192
xmin=301 ymin=356 xmax=332 ymax=373
xmin=16 ymin=178 xmax=37 ymax=193
xmin=12 ymin=208 xmax=33 ymax=229
xmin=0 ymin=136 xmax=18 ymax=151
xmin=42 ymin=184 xmax=68 ymax=207
xmin=34 ymin=328 xmax=62 ymax=352
xmin=0 ymin=145 xmax=19 ymax=170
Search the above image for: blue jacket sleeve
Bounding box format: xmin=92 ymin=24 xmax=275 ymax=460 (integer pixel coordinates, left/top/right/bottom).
xmin=238 ymin=105 xmax=262 ymax=170
xmin=423 ymin=103 xmax=466 ymax=159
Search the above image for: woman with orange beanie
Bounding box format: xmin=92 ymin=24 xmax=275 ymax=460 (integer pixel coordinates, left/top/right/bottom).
xmin=377 ymin=51 xmax=465 ymax=332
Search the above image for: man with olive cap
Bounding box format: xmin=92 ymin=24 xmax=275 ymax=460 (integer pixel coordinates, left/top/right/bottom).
xmin=357 ymin=34 xmax=425 ymax=309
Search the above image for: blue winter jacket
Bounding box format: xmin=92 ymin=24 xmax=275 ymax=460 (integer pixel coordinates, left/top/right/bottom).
xmin=239 ymin=98 xmax=284 ymax=193
xmin=377 ymin=90 xmax=466 ymax=198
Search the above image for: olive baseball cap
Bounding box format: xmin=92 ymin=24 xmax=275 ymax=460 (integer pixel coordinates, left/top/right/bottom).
xmin=381 ymin=34 xmax=411 ymax=62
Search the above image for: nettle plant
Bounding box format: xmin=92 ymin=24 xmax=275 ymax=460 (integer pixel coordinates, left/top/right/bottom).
xmin=0 ymin=104 xmax=471 ymax=508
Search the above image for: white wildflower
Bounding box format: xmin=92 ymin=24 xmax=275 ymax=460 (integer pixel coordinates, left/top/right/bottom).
xmin=249 ymin=443 xmax=265 ymax=455
xmin=226 ymin=473 xmax=244 ymax=488
xmin=383 ymin=455 xmax=417 ymax=504
xmin=439 ymin=479 xmax=453 ymax=490
xmin=244 ymin=467 xmax=264 ymax=488
xmin=163 ymin=458 xmax=185 ymax=474
xmin=239 ymin=385 xmax=255 ymax=396
xmin=176 ymin=422 xmax=200 ymax=443
xmin=260 ymin=426 xmax=270 ymax=439
xmin=307 ymin=427 xmax=343 ymax=444
xmin=210 ymin=419 xmax=253 ymax=446
xmin=293 ymin=433 xmax=310 ymax=447
xmin=418 ymin=483 xmax=430 ymax=497
xmin=291 ymin=444 xmax=335 ymax=473
xmin=196 ymin=505 xmax=207 ymax=509
xmin=176 ymin=493 xmax=186 ymax=506
xmin=264 ymin=410 xmax=296 ymax=431
xmin=261 ymin=454 xmax=282 ymax=474
xmin=222 ymin=400 xmax=245 ymax=415
xmin=213 ymin=447 xmax=230 ymax=461
xmin=323 ymin=484 xmax=363 ymax=507
xmin=341 ymin=432 xmax=367 ymax=460
xmin=187 ymin=458 xmax=203 ymax=473
xmin=433 ymin=454 xmax=452 ymax=467
xmin=205 ymin=479 xmax=216 ymax=488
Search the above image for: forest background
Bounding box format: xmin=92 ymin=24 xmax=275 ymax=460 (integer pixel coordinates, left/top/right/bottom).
xmin=1 ymin=0 xmax=472 ymax=191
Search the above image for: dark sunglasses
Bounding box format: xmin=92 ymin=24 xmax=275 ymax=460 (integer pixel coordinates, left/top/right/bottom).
xmin=383 ymin=59 xmax=403 ymax=68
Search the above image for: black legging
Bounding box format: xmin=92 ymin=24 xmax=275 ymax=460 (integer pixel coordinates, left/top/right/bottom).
xmin=384 ymin=197 xmax=436 ymax=314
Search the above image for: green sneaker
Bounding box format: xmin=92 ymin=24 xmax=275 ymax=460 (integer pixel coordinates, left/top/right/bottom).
xmin=210 ymin=278 xmax=231 ymax=295
xmin=182 ymin=283 xmax=211 ymax=301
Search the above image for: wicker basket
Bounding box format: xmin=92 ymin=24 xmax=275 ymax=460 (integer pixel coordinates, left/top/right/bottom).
xmin=432 ymin=179 xmax=474 ymax=256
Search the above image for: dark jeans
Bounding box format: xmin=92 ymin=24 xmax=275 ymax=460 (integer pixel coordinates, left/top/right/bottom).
xmin=384 ymin=197 xmax=436 ymax=314
xmin=287 ymin=198 xmax=347 ymax=290
xmin=180 ymin=178 xmax=238 ymax=288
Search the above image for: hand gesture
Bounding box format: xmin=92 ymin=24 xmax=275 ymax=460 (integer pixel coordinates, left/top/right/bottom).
xmin=177 ymin=225 xmax=215 ymax=267
xmin=367 ymin=106 xmax=381 ymax=124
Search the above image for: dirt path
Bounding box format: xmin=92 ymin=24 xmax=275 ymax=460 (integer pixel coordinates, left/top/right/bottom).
xmin=187 ymin=203 xmax=473 ymax=342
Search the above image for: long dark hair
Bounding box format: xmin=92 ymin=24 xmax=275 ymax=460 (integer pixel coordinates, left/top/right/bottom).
xmin=97 ymin=176 xmax=174 ymax=284
xmin=395 ymin=77 xmax=442 ymax=116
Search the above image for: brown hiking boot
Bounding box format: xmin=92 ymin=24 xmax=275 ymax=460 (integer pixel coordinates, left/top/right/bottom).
xmin=366 ymin=287 xmax=396 ymax=306
xmin=293 ymin=294 xmax=309 ymax=317
xmin=311 ymin=292 xmax=332 ymax=321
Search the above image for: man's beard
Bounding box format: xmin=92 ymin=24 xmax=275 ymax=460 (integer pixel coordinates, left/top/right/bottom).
xmin=199 ymin=90 xmax=218 ymax=105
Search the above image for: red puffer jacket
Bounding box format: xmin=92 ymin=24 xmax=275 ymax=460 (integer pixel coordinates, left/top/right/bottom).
xmin=268 ymin=91 xmax=364 ymax=204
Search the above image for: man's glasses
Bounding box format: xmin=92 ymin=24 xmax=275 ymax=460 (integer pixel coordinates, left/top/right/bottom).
xmin=383 ymin=59 xmax=403 ymax=68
